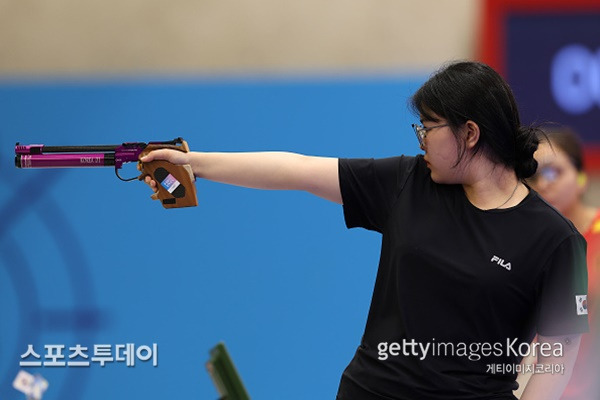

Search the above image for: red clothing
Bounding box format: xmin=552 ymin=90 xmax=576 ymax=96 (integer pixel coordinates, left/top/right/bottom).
xmin=561 ymin=210 xmax=600 ymax=400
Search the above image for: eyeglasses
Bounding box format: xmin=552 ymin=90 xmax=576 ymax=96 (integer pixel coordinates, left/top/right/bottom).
xmin=411 ymin=123 xmax=449 ymax=149
xmin=531 ymin=166 xmax=560 ymax=183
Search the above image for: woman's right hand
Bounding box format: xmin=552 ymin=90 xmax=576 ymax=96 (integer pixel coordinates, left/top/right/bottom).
xmin=140 ymin=149 xmax=193 ymax=192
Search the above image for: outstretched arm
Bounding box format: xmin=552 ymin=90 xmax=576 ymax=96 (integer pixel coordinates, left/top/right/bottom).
xmin=141 ymin=149 xmax=342 ymax=204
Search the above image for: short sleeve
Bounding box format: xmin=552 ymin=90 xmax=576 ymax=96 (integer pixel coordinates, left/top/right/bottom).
xmin=338 ymin=156 xmax=416 ymax=232
xmin=536 ymin=233 xmax=589 ymax=336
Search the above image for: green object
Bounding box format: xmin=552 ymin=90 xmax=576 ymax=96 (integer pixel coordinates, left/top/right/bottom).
xmin=206 ymin=342 xmax=251 ymax=400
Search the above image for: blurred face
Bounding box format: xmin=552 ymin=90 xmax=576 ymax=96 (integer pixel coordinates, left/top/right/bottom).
xmin=420 ymin=117 xmax=465 ymax=183
xmin=530 ymin=141 xmax=583 ymax=213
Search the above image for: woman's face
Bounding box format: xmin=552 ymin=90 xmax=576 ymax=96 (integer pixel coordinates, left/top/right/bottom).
xmin=531 ymin=141 xmax=583 ymax=213
xmin=421 ymin=118 xmax=465 ymax=184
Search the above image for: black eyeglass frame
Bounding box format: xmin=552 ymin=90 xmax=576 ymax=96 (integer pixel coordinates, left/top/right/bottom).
xmin=411 ymin=123 xmax=449 ymax=148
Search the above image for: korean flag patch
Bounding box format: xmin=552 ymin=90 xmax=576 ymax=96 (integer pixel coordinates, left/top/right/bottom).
xmin=576 ymin=295 xmax=588 ymax=316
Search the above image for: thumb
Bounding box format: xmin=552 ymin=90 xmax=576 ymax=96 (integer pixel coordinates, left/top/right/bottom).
xmin=140 ymin=149 xmax=175 ymax=163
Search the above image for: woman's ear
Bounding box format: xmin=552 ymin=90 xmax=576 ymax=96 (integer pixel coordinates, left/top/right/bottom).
xmin=464 ymin=120 xmax=480 ymax=149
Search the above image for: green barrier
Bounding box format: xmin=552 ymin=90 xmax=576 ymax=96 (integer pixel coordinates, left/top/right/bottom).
xmin=206 ymin=342 xmax=251 ymax=400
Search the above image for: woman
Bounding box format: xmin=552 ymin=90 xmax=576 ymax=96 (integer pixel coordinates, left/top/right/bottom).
xmin=529 ymin=128 xmax=600 ymax=399
xmin=142 ymin=61 xmax=588 ymax=399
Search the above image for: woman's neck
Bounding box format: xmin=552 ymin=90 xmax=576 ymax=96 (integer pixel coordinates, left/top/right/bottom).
xmin=461 ymin=158 xmax=527 ymax=210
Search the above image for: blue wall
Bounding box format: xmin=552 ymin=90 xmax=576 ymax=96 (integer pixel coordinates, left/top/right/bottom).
xmin=0 ymin=76 xmax=424 ymax=400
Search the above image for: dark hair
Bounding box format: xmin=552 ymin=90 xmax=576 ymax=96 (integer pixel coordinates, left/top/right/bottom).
xmin=541 ymin=126 xmax=584 ymax=171
xmin=410 ymin=61 xmax=540 ymax=179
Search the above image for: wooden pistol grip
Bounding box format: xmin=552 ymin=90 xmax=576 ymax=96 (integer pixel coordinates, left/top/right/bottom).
xmin=140 ymin=160 xmax=198 ymax=208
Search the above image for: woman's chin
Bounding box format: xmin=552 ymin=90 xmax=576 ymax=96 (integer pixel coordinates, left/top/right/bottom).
xmin=428 ymin=169 xmax=441 ymax=182
xmin=429 ymin=170 xmax=452 ymax=184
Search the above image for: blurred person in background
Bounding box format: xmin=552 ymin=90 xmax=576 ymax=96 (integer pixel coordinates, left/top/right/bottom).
xmin=529 ymin=127 xmax=600 ymax=400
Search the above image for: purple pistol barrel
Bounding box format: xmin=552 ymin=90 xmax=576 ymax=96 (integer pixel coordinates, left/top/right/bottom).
xmin=16 ymin=153 xmax=115 ymax=168
xmin=15 ymin=142 xmax=120 ymax=169
xmin=14 ymin=140 xmax=177 ymax=171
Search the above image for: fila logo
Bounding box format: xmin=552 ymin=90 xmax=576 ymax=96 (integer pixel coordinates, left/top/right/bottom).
xmin=491 ymin=255 xmax=512 ymax=271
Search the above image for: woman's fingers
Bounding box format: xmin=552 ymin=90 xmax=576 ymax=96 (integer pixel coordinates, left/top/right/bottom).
xmin=144 ymin=175 xmax=158 ymax=192
xmin=141 ymin=149 xmax=188 ymax=193
xmin=140 ymin=149 xmax=188 ymax=165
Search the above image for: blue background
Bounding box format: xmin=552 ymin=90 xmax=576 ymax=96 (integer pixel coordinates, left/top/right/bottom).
xmin=0 ymin=77 xmax=424 ymax=399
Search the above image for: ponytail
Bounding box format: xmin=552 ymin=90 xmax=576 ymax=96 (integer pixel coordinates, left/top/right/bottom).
xmin=514 ymin=125 xmax=542 ymax=179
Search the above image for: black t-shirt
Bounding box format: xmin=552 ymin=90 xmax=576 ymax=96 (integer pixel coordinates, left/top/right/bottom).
xmin=336 ymin=155 xmax=589 ymax=400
